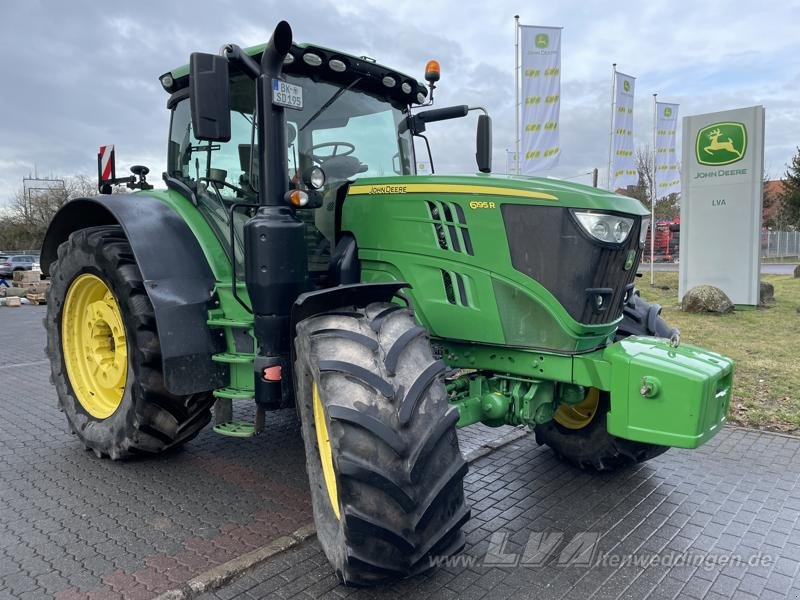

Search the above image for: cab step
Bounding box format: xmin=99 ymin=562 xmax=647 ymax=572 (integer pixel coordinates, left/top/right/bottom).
xmin=212 ymin=352 xmax=254 ymax=364
xmin=207 ymin=317 xmax=252 ymax=328
xmin=213 ymin=421 xmax=256 ymax=438
xmin=213 ymin=387 xmax=253 ymax=400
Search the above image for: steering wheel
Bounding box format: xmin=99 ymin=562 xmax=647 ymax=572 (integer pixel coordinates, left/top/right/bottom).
xmin=310 ymin=142 xmax=355 ymax=164
xmin=199 ymin=177 xmax=247 ymax=199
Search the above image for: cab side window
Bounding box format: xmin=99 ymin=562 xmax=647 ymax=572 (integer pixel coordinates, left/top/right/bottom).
xmin=167 ymin=77 xmax=258 ymax=200
xmin=168 ymin=100 xmax=193 ymax=181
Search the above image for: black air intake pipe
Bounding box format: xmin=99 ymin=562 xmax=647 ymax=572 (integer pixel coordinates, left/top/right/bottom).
xmin=243 ymin=21 xmax=308 ymax=408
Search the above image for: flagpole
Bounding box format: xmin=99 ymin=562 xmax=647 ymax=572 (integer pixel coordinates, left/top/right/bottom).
xmin=606 ymin=63 xmax=616 ymax=190
xmin=650 ymin=93 xmax=657 ymax=285
xmin=514 ymin=15 xmax=520 ymax=175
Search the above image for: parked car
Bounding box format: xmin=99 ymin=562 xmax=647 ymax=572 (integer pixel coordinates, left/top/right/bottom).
xmin=0 ymin=255 xmax=40 ymax=278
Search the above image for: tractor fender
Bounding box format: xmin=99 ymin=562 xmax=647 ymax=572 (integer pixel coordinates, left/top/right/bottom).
xmin=283 ymin=282 xmax=409 ymax=409
xmin=41 ymin=195 xmax=226 ymax=395
xmin=291 ymin=282 xmax=410 ymax=331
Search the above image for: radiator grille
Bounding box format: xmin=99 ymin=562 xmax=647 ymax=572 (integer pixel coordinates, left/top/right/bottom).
xmin=426 ymin=201 xmax=474 ymax=255
xmin=440 ymin=269 xmax=470 ymax=307
xmin=501 ymin=205 xmax=642 ymax=325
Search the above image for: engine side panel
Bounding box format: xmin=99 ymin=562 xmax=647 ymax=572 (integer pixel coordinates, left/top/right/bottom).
xmin=340 ymin=176 xmax=645 ymax=354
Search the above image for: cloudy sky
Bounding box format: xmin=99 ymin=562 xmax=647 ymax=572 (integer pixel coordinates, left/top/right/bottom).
xmin=1 ymin=0 xmax=798 ymax=204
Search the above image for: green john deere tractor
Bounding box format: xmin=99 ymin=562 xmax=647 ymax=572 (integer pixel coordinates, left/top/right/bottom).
xmin=43 ymin=21 xmax=733 ymax=585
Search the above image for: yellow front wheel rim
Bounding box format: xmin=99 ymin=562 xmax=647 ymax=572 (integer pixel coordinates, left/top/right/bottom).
xmin=61 ymin=274 xmax=128 ymax=419
xmin=313 ymin=382 xmax=340 ymax=519
xmin=554 ymin=388 xmax=601 ymax=430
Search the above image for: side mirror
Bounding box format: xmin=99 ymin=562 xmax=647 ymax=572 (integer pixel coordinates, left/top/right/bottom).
xmin=476 ymin=114 xmax=492 ymax=173
xmin=189 ymin=53 xmax=231 ymax=142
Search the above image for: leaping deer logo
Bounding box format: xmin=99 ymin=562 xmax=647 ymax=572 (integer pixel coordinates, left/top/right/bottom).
xmin=696 ymin=122 xmax=746 ymax=166
xmin=704 ymin=128 xmax=742 ymax=159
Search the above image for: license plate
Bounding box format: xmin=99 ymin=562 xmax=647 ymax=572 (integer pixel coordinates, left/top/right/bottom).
xmin=272 ymin=79 xmax=303 ymax=110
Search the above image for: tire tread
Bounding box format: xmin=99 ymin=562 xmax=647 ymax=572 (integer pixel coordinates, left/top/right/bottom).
xmin=45 ymin=225 xmax=213 ymax=459
xmin=295 ymin=301 xmax=467 ymax=585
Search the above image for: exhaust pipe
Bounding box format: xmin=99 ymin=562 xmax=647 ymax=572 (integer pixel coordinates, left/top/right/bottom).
xmin=244 ymin=21 xmax=308 ymax=409
xmin=257 ymin=20 xmax=293 ymax=207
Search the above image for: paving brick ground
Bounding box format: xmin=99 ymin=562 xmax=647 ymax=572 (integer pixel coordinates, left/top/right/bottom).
xmin=206 ymin=427 xmax=800 ymax=600
xmin=0 ymin=306 xmax=515 ymax=599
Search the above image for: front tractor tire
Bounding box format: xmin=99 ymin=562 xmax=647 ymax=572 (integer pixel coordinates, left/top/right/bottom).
xmin=294 ymin=303 xmax=469 ymax=586
xmin=46 ymin=226 xmax=214 ymax=459
xmin=535 ymin=293 xmax=672 ymax=471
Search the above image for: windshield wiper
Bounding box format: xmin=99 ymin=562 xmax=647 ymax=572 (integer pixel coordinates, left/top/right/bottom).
xmin=300 ymin=77 xmax=362 ymax=131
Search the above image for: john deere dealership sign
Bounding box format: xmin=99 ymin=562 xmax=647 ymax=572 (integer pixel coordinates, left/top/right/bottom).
xmin=679 ymin=106 xmax=765 ymax=305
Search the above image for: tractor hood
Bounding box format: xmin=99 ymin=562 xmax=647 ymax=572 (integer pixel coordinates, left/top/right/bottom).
xmin=346 ymin=173 xmax=650 ymax=216
xmin=342 ymin=172 xmax=650 ymax=354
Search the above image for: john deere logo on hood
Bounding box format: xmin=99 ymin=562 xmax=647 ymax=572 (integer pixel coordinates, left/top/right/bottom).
xmin=535 ymin=33 xmax=549 ymax=48
xmin=696 ymin=122 xmax=747 ymax=166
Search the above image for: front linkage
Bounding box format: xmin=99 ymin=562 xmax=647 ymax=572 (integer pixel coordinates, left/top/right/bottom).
xmin=449 ymin=373 xmax=585 ymax=428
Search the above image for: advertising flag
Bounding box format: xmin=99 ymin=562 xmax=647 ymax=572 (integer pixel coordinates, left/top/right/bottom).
xmin=610 ymin=71 xmax=637 ymax=190
xmin=654 ymin=102 xmax=680 ymax=197
xmin=519 ymin=26 xmax=561 ymax=173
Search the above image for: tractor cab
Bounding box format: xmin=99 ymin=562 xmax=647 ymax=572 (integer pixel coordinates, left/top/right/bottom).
xmin=162 ymin=42 xmax=422 ymax=282
xmin=160 ymin=38 xmax=490 ymax=286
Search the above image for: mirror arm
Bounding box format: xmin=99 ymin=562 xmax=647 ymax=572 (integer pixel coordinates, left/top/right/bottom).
xmin=414 ymin=133 xmax=435 ymax=175
xmin=467 ymin=106 xmax=489 ymax=116
xmin=221 ymin=44 xmax=261 ymax=79
xmin=403 ymin=115 xmax=425 ymax=135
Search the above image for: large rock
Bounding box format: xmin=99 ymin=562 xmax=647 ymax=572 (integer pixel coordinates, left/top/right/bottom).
xmin=681 ymin=285 xmax=734 ymax=314
xmin=760 ymin=280 xmax=775 ymax=305
xmin=794 ymin=264 xmax=800 ymax=278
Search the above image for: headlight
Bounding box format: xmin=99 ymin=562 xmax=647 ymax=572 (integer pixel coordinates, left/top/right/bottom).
xmin=573 ymin=211 xmax=634 ymax=244
xmin=302 ymin=166 xmax=325 ymax=190
xmin=639 ymin=217 xmax=650 ymax=245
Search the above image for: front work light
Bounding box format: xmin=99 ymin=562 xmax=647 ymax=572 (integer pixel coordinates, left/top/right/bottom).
xmin=302 ymin=52 xmax=322 ymax=67
xmin=329 ymin=59 xmax=346 ymax=72
xmin=573 ymin=211 xmax=634 ymax=244
xmin=159 ymin=74 xmax=174 ymax=91
xmin=639 ymin=217 xmax=651 ymax=246
xmin=302 ymin=166 xmax=325 ymax=190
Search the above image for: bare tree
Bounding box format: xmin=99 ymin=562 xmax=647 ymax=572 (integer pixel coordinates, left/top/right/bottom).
xmin=10 ymin=183 xmax=69 ymax=229
xmin=0 ymin=174 xmax=127 ymax=250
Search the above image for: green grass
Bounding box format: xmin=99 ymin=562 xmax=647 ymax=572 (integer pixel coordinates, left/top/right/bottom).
xmin=761 ymin=257 xmax=799 ymax=264
xmin=637 ymin=272 xmax=800 ymax=434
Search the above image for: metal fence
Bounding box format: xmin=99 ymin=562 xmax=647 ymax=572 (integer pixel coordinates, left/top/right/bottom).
xmin=761 ymin=230 xmax=800 ymax=260
xmin=640 ymin=226 xmax=800 ymax=264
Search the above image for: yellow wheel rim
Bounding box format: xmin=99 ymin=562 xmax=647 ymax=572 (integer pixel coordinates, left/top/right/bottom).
xmin=312 ymin=382 xmax=340 ymax=519
xmin=61 ymin=274 xmax=128 ymax=419
xmin=554 ymin=388 xmax=601 ymax=430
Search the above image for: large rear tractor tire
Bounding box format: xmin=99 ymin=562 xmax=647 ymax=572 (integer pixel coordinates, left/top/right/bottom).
xmin=294 ymin=302 xmax=469 ymax=586
xmin=535 ymin=292 xmax=673 ymax=471
xmin=46 ymin=225 xmax=214 ymax=459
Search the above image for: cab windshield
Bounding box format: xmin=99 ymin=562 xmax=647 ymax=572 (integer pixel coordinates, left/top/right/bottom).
xmin=167 ymin=73 xmax=415 ymax=276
